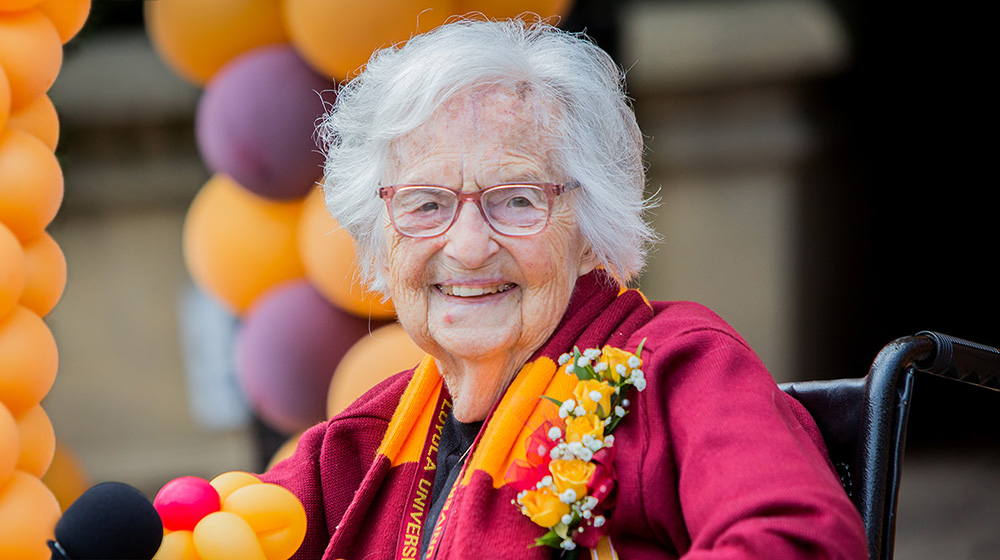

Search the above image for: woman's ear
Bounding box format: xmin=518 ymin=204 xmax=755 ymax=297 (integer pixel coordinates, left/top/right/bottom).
xmin=578 ymin=244 xmax=600 ymax=276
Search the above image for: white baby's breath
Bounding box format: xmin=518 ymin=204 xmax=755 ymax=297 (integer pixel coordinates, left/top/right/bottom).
xmin=559 ymin=489 xmax=577 ymax=504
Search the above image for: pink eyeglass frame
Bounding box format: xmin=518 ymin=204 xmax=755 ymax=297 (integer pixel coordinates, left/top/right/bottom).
xmin=377 ymin=180 xmax=581 ymax=238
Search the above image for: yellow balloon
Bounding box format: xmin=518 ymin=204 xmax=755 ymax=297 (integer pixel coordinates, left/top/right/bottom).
xmin=0 ymin=471 xmax=61 ymax=560
xmin=193 ymin=511 xmax=267 ymax=560
xmin=284 ymin=0 xmax=452 ymax=80
xmin=14 ymin=404 xmax=54 ymax=478
xmin=297 ymin=186 xmax=394 ymax=319
xmin=0 ymin=402 xmax=18 ymax=485
xmin=0 ymin=221 xmax=26 ymax=319
xmin=144 ymin=0 xmax=287 ymax=85
xmin=221 ymin=483 xmax=307 ymax=560
xmin=182 ymin=175 xmax=305 ymax=315
xmin=0 ymin=8 xmax=62 ymax=110
xmin=209 ymin=471 xmax=261 ymax=503
xmin=0 ymin=306 xmax=59 ymax=416
xmin=6 ymin=93 xmax=59 ymax=151
xmin=153 ymin=530 xmax=201 ymax=560
xmin=41 ymin=441 xmax=89 ymax=512
xmin=327 ymin=322 xmax=424 ymax=417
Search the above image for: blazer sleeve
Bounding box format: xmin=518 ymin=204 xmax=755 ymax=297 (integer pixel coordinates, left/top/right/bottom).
xmin=639 ymin=323 xmax=868 ymax=559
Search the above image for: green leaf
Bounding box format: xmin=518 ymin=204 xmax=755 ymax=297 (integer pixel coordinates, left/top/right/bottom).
xmin=595 ymin=403 xmax=605 ymax=418
xmin=533 ymin=530 xmax=563 ymax=548
xmin=606 ymin=408 xmax=629 ymax=433
xmin=541 ymin=395 xmax=564 ymax=408
xmin=635 ymin=337 xmax=647 ymax=359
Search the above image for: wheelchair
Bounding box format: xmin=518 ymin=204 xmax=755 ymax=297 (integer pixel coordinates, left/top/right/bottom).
xmin=780 ymin=331 xmax=1000 ymax=560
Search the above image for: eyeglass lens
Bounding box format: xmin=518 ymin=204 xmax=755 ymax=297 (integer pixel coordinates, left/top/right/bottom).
xmin=391 ymin=185 xmax=550 ymax=236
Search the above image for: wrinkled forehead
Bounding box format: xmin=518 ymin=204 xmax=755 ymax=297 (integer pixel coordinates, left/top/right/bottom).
xmin=432 ymin=82 xmax=558 ymax=132
xmin=387 ymin=82 xmax=564 ymax=173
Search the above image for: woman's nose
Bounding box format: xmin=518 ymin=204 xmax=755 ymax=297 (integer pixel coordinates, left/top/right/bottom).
xmin=442 ymin=201 xmax=500 ymax=268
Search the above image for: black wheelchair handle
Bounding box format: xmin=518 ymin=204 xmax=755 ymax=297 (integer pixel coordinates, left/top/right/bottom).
xmin=915 ymin=331 xmax=1000 ymax=390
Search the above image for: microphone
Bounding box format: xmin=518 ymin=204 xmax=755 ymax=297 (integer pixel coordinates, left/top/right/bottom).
xmin=48 ymin=481 xmax=163 ymax=560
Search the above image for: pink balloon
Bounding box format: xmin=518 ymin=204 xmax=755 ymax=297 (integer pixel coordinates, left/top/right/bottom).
xmin=196 ymin=44 xmax=333 ymax=200
xmin=154 ymin=476 xmax=221 ymax=532
xmin=235 ymin=280 xmax=386 ymax=433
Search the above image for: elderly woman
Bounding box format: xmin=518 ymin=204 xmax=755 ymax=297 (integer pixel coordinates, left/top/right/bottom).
xmin=261 ymin=19 xmax=866 ymax=560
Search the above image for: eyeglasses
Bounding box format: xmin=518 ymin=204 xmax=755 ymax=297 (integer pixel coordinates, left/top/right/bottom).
xmin=377 ymin=181 xmax=580 ymax=238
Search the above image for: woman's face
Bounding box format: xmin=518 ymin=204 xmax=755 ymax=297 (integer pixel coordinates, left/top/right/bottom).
xmin=382 ymin=85 xmax=596 ymax=421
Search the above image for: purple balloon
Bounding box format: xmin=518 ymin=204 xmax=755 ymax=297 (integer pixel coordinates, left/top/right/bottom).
xmin=235 ymin=280 xmax=384 ymax=433
xmin=196 ymin=44 xmax=333 ymax=200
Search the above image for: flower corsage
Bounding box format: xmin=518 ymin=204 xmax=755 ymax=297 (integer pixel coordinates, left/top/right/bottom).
xmin=506 ymin=340 xmax=647 ymax=556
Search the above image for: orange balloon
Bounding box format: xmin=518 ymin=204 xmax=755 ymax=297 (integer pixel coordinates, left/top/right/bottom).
xmin=221 ymin=483 xmax=307 ymax=560
xmin=36 ymin=0 xmax=90 ymax=44
xmin=155 ymin=529 xmax=200 ymax=560
xmin=0 ymin=128 xmax=64 ymax=243
xmin=0 ymin=221 xmax=26 ymax=319
xmin=297 ymin=187 xmax=394 ymax=319
xmin=19 ymin=231 xmax=66 ymax=317
xmin=0 ymin=8 xmax=62 ymax=109
xmin=193 ymin=511 xmax=267 ymax=560
xmin=7 ymin=93 xmax=59 ymax=151
xmin=456 ymin=0 xmax=574 ymax=21
xmin=327 ymin=322 xmax=424 ymax=417
xmin=284 ymin=0 xmax=452 ymax=80
xmin=1 ymin=64 xmax=10 ymax=130
xmin=0 ymin=0 xmax=44 ymax=12
xmin=0 ymin=402 xmax=17 ymax=485
xmin=0 ymin=306 xmax=58 ymax=416
xmin=14 ymin=404 xmax=54 ymax=478
xmin=41 ymin=441 xmax=89 ymax=512
xmin=183 ymin=175 xmax=305 ymax=315
xmin=0 ymin=471 xmax=61 ymax=560
xmin=144 ymin=0 xmax=287 ymax=85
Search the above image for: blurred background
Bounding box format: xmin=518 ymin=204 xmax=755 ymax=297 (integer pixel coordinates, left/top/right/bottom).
xmin=28 ymin=0 xmax=997 ymax=558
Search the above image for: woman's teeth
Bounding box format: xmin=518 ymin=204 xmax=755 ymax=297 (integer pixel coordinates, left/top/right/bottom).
xmin=438 ymin=283 xmax=516 ymax=297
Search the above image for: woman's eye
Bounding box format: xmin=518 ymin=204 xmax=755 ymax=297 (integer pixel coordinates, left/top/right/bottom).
xmin=507 ymin=196 xmax=531 ymax=208
xmin=418 ymin=202 xmax=440 ymax=212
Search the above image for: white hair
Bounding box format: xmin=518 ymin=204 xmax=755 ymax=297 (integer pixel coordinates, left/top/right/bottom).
xmin=317 ymin=18 xmax=655 ymax=293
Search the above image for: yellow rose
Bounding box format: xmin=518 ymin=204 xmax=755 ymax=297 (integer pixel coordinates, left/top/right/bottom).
xmin=550 ymin=459 xmax=596 ymax=498
xmin=565 ymin=413 xmax=604 ymax=443
xmin=572 ymin=379 xmax=615 ymax=415
xmin=598 ymin=345 xmax=638 ymax=382
xmin=520 ymin=487 xmax=570 ymax=528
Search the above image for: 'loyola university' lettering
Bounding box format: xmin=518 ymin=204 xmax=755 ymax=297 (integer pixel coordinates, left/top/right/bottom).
xmin=397 ymin=392 xmax=451 ymax=559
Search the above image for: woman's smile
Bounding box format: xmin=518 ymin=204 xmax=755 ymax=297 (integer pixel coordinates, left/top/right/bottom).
xmin=435 ymin=282 xmax=517 ymax=298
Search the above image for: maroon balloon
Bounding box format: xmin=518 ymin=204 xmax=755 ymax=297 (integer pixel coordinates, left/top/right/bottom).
xmin=235 ymin=280 xmax=383 ymax=433
xmin=196 ymin=44 xmax=333 ymax=200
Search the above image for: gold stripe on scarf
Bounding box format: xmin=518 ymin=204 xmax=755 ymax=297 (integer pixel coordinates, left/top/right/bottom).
xmin=460 ymin=355 xmax=581 ymax=488
xmin=377 ymin=355 xmax=443 ymax=466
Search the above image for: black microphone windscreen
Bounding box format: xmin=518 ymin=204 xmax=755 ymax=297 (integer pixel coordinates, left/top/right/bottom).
xmin=54 ymin=481 xmax=163 ymax=560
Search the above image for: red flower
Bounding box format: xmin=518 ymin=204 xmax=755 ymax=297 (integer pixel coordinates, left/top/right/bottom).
xmin=505 ymin=421 xmax=558 ymax=492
